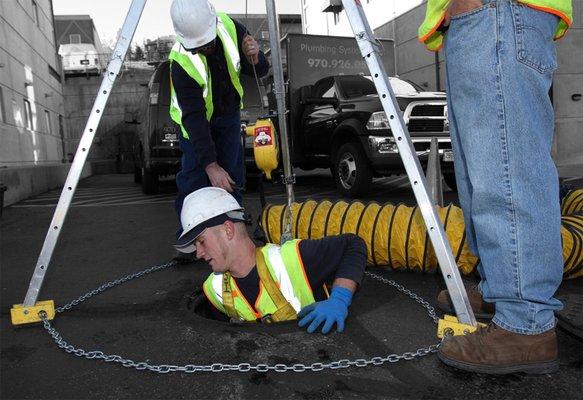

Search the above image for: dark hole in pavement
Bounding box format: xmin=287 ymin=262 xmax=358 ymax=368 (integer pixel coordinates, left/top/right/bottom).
xmin=185 ymin=287 xmax=297 ymax=328
xmin=185 ymin=288 xmax=224 ymax=321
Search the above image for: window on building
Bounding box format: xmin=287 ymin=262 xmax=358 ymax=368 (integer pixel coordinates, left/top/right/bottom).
xmin=0 ymin=87 xmax=5 ymax=123
xmin=44 ymin=110 xmax=52 ymax=134
xmin=23 ymin=99 xmax=33 ymax=130
xmin=333 ymin=12 xmax=340 ymax=25
xmin=58 ymin=114 xmax=66 ymax=162
xmin=32 ymin=0 xmax=39 ymax=27
xmin=70 ymin=34 xmax=81 ymax=44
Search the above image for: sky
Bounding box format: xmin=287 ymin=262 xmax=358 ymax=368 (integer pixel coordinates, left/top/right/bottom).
xmin=53 ymin=0 xmax=302 ymax=47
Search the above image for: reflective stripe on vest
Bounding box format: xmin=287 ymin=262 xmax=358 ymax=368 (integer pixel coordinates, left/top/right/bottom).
xmin=418 ymin=0 xmax=573 ymax=51
xmin=168 ymin=12 xmax=244 ymax=139
xmin=202 ymin=240 xmax=316 ymax=322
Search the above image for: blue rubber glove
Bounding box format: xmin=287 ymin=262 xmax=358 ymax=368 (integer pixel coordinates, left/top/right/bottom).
xmin=298 ymin=286 xmax=353 ymax=334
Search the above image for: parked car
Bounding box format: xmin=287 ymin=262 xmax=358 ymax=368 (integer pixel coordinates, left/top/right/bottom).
xmin=59 ymin=44 xmax=102 ymax=76
xmin=133 ymin=61 xmax=181 ymax=194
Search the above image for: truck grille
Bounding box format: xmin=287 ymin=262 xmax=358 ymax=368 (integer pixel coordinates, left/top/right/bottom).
xmin=408 ymin=119 xmax=444 ymax=132
xmin=413 ymin=140 xmax=452 ymax=152
xmin=405 ymin=102 xmax=448 ymax=133
xmin=410 ymin=104 xmax=445 ymax=117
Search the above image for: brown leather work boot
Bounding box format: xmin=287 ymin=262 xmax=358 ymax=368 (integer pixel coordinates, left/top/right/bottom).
xmin=437 ymin=285 xmax=494 ymax=319
xmin=438 ymin=323 xmax=559 ymax=374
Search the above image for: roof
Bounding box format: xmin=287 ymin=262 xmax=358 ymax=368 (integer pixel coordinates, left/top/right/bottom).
xmin=54 ymin=15 xmax=93 ymax=20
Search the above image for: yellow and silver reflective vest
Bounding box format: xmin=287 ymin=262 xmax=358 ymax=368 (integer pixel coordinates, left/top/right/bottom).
xmin=419 ymin=0 xmax=573 ymax=51
xmin=203 ymin=240 xmax=317 ymax=321
xmin=168 ymin=12 xmax=244 ymax=139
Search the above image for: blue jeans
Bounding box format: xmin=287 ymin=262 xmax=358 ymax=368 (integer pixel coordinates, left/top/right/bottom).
xmin=175 ymin=112 xmax=244 ymax=231
xmin=445 ymin=0 xmax=563 ymax=334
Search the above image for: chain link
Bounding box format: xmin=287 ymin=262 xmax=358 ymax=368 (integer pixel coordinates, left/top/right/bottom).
xmin=55 ymin=261 xmax=177 ymax=313
xmin=39 ymin=265 xmax=441 ymax=374
xmin=364 ymin=271 xmax=440 ymax=324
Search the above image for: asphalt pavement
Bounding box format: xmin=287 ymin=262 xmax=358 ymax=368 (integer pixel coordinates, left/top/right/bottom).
xmin=1 ymin=172 xmax=582 ymax=400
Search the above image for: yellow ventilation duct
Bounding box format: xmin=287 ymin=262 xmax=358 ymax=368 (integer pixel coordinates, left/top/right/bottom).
xmin=261 ymin=189 xmax=583 ymax=279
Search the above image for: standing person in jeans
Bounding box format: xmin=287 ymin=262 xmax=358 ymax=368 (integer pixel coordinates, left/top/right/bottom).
xmin=169 ymin=0 xmax=269 ymax=224
xmin=419 ymin=0 xmax=572 ymax=374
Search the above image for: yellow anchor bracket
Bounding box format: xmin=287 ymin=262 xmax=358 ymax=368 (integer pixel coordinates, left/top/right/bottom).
xmin=10 ymin=300 xmax=55 ymax=326
xmin=437 ymin=315 xmax=487 ymax=338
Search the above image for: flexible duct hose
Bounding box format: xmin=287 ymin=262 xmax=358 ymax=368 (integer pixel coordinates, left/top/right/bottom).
xmin=261 ymin=189 xmax=583 ymax=279
xmin=561 ymin=190 xmax=583 ymax=279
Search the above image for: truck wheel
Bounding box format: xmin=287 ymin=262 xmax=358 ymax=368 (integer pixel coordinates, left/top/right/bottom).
xmin=133 ymin=165 xmax=142 ymax=184
xmin=141 ymin=166 xmax=159 ymax=194
xmin=334 ymin=142 xmax=372 ymax=197
xmin=443 ymin=172 xmax=457 ymax=192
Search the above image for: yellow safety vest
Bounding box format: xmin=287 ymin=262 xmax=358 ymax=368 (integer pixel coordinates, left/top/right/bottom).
xmin=418 ymin=0 xmax=573 ymax=51
xmin=168 ymin=12 xmax=244 ymax=139
xmin=203 ymin=240 xmax=318 ymax=322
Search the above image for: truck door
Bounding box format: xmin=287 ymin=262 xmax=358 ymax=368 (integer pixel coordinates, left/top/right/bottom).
xmin=303 ymin=77 xmax=340 ymax=155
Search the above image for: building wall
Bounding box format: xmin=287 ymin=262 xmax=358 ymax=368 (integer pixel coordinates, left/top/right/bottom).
xmin=374 ymin=3 xmax=445 ymax=91
xmin=552 ymin=0 xmax=583 ymax=174
xmin=0 ymin=0 xmax=72 ymax=205
xmin=229 ymin=13 xmax=302 ymax=52
xmin=62 ymin=67 xmax=153 ymax=165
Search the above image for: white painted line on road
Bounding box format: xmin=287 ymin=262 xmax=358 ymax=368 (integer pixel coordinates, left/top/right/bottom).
xmin=91 ymin=194 xmax=175 ymax=206
xmin=34 ymin=186 xmax=139 ymax=197
xmin=25 ymin=187 xmax=140 ymax=201
xmin=72 ymin=191 xmax=169 ymax=205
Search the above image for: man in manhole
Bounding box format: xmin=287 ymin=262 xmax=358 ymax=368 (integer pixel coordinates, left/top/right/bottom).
xmin=175 ymin=187 xmax=367 ymax=333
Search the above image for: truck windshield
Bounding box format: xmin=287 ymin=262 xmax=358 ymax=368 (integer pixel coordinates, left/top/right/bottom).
xmin=337 ymin=75 xmax=423 ymax=99
xmin=337 ymin=75 xmax=377 ymax=99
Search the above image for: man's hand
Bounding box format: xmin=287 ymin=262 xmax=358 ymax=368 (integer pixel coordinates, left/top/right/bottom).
xmin=444 ymin=0 xmax=483 ymax=26
xmin=205 ymin=162 xmax=235 ymax=192
xmin=298 ymin=286 xmax=353 ymax=334
xmin=242 ymin=34 xmax=259 ymax=65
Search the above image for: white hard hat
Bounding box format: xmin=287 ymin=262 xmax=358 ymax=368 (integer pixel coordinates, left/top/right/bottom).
xmin=170 ymin=0 xmax=217 ymax=50
xmin=175 ymin=187 xmax=245 ymax=253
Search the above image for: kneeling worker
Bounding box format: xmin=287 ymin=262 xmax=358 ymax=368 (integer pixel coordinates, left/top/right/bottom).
xmin=175 ymin=187 xmax=367 ymax=333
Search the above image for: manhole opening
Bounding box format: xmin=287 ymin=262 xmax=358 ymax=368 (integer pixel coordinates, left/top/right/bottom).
xmin=186 ymin=288 xmax=227 ymax=322
xmin=185 ymin=287 xmax=296 ymax=327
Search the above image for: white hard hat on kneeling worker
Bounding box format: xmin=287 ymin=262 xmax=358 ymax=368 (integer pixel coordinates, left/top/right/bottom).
xmin=175 ymin=187 xmax=245 ymax=254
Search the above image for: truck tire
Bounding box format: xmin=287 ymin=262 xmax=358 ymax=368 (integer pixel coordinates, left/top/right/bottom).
xmin=133 ymin=165 xmax=142 ymax=184
xmin=334 ymin=142 xmax=372 ymax=197
xmin=141 ymin=166 xmax=159 ymax=194
xmin=443 ymin=172 xmax=457 ymax=192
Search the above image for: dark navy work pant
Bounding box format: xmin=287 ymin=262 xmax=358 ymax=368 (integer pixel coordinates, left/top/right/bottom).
xmin=175 ymin=111 xmax=244 ymax=237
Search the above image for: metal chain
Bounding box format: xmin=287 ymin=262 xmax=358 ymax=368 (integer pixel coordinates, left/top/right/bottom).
xmin=39 ymin=265 xmax=442 ymax=374
xmin=56 ymin=261 xmax=177 ymax=313
xmin=364 ymin=271 xmax=440 ymax=324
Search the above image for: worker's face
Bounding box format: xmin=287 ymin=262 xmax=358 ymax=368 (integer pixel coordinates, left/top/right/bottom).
xmin=187 ymin=38 xmax=216 ymax=56
xmin=194 ymin=224 xmax=230 ymax=273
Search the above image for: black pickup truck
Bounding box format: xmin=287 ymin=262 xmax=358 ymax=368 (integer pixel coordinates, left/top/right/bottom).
xmin=260 ymin=34 xmax=454 ymax=197
xmin=294 ymin=74 xmax=454 ymax=196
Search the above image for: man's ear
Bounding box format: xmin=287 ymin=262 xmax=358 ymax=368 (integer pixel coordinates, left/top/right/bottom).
xmin=223 ymin=220 xmax=236 ymax=240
